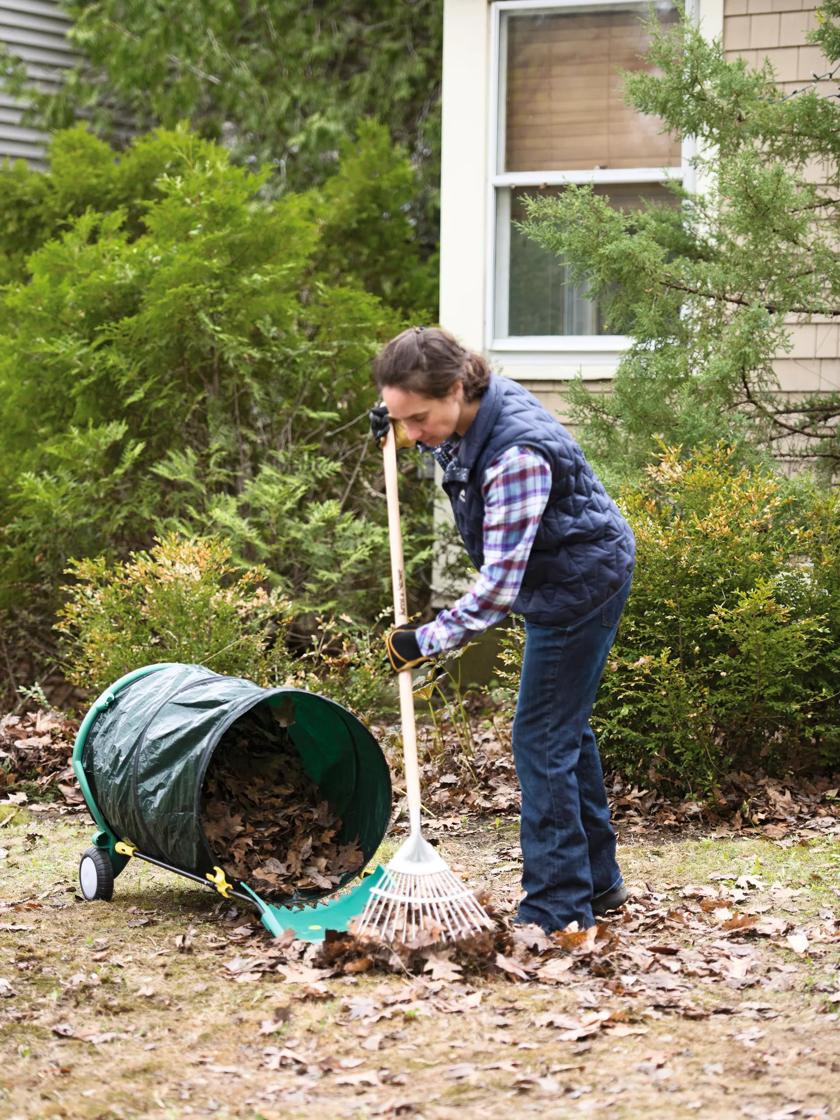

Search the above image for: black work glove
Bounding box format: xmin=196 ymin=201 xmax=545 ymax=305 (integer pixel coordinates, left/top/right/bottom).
xmin=385 ymin=623 xmax=432 ymax=673
xmin=367 ymin=402 xmax=414 ymax=450
xmin=368 ymin=402 xmax=390 ymax=446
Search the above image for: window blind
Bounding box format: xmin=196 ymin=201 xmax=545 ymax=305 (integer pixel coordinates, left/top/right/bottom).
xmin=504 ymin=5 xmax=681 ymax=172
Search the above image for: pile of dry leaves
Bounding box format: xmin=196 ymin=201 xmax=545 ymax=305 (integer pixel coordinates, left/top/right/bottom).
xmin=201 ymin=708 xmax=363 ymax=900
xmin=605 ymin=770 xmax=840 ymax=840
xmin=0 ymin=709 xmax=81 ymax=804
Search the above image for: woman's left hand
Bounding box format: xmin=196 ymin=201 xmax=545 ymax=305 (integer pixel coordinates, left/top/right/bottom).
xmin=384 ymin=624 xmax=432 ymax=672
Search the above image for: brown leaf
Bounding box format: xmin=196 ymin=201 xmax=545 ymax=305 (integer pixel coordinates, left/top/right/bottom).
xmin=535 ymin=957 xmax=576 ymax=983
xmin=276 ymin=963 xmax=334 ymax=985
xmin=755 ymin=916 xmax=789 ymax=937
xmin=494 ymin=952 xmax=532 ymax=980
xmin=512 ymin=923 xmax=552 ymax=953
xmin=722 ymin=914 xmax=758 ymax=932
xmin=423 ymin=952 xmax=463 ymax=982
xmin=343 ymin=955 xmax=373 ymax=975
xmin=762 ymin=823 xmax=789 ymax=839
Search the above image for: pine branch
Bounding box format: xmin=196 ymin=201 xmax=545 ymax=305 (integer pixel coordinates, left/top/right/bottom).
xmin=661 ymin=277 xmax=840 ymax=318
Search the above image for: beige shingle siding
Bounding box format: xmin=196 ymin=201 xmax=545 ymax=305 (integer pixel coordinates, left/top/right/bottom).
xmin=724 ymin=0 xmax=840 ymax=410
xmin=725 ymin=0 xmax=824 ymax=84
xmin=0 ymin=0 xmax=76 ymax=168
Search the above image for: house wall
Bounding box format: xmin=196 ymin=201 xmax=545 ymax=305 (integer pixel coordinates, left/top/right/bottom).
xmin=723 ymin=0 xmax=840 ymax=406
xmin=439 ymin=0 xmax=839 ymax=426
xmin=0 ymin=0 xmax=75 ymax=168
xmin=439 ymin=0 xmax=492 ymax=357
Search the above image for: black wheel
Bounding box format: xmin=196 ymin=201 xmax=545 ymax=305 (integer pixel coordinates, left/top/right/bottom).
xmin=79 ymin=846 xmax=115 ymax=901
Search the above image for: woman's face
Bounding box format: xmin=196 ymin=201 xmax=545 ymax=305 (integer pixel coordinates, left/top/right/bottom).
xmin=381 ymin=383 xmax=464 ymax=447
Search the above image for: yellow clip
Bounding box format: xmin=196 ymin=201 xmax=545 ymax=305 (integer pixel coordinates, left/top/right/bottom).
xmin=205 ymin=866 xmax=233 ymax=899
xmin=115 ymin=840 xmax=137 ymax=858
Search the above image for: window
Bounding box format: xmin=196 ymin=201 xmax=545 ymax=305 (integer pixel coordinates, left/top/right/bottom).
xmin=491 ymin=0 xmax=683 ymax=351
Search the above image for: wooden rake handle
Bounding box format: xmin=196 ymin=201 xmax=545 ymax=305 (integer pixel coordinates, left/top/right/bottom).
xmin=382 ymin=424 xmax=422 ymax=836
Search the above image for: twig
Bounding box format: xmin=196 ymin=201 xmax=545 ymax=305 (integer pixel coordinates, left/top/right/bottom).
xmin=662 ymin=276 xmax=840 ymax=318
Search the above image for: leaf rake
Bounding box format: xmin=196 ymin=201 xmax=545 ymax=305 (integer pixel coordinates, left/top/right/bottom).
xmin=355 ymin=422 xmax=494 ymax=945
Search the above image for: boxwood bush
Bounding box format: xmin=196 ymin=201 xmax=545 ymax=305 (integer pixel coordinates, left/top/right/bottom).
xmin=498 ymin=446 xmax=840 ymax=792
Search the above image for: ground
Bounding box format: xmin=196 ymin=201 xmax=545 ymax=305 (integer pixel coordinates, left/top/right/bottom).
xmin=0 ymin=802 xmax=837 ymax=1120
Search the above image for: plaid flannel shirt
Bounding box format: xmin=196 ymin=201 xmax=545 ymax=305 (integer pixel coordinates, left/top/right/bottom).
xmin=416 ymin=443 xmax=552 ymax=656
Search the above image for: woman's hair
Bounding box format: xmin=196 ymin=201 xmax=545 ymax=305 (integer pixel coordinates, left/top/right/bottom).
xmin=372 ymin=326 xmax=491 ymax=402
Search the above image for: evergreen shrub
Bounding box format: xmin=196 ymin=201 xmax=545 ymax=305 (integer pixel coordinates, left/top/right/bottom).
xmin=498 ymin=447 xmax=840 ymax=791
xmin=56 ymin=534 xmax=294 ymax=691
xmin=56 ymin=534 xmax=395 ymax=719
xmin=0 ymin=123 xmax=436 ymax=697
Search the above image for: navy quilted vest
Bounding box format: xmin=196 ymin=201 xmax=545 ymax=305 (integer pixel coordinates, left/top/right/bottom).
xmin=441 ymin=375 xmax=635 ymax=626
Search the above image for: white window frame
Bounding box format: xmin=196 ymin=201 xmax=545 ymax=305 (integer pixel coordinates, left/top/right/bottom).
xmin=488 ymin=0 xmax=688 ymax=356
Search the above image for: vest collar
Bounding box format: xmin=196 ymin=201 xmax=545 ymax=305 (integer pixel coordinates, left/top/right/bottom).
xmin=454 ymin=374 xmax=504 ymax=474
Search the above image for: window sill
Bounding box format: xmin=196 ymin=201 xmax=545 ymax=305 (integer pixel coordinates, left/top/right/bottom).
xmin=490 ymin=335 xmax=629 ymax=352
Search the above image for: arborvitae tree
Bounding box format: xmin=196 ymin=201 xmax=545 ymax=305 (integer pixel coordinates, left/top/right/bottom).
xmin=0 ymin=124 xmax=435 ymax=628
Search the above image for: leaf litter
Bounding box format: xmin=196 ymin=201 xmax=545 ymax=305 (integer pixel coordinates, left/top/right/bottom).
xmin=1 ymin=701 xmax=838 ymax=1116
xmin=3 ymin=703 xmax=837 ymax=845
xmin=1 ymin=810 xmax=837 ymax=1120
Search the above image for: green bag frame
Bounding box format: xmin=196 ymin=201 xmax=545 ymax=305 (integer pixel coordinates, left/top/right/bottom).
xmin=73 ymin=663 xmax=390 ymax=941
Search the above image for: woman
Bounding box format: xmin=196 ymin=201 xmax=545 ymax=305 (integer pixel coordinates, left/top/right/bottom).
xmin=369 ymin=326 xmax=635 ymax=932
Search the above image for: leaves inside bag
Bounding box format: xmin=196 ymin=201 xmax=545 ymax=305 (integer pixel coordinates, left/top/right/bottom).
xmin=201 ymin=705 xmax=363 ymax=900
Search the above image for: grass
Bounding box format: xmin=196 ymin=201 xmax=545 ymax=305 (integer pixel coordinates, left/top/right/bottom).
xmin=0 ymin=809 xmax=837 ymax=1120
xmin=624 ymin=834 xmax=840 ymax=915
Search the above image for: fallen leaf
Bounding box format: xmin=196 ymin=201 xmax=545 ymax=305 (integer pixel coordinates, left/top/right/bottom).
xmin=722 ymin=914 xmax=758 ymax=932
xmin=786 ymin=932 xmax=810 ymax=954
xmin=494 ymin=953 xmax=531 ymax=980
xmin=276 ymin=963 xmax=334 ymax=985
xmin=755 ymin=917 xmax=789 ymax=937
xmin=423 ymin=952 xmax=463 ymax=982
xmin=444 ymin=1063 xmax=477 ymax=1081
xmin=535 ymin=957 xmax=576 ymax=983
xmin=334 ymin=1070 xmax=380 ymax=1087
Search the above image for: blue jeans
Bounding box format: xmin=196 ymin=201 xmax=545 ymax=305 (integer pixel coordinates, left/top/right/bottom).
xmin=512 ymin=576 xmax=631 ymax=931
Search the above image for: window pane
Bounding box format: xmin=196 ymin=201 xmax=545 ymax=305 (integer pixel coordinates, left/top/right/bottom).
xmin=503 ymin=3 xmax=681 ymax=173
xmin=503 ymin=184 xmax=675 ymax=337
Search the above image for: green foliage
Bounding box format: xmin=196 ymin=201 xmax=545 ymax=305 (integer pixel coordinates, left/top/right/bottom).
xmin=314 ymin=119 xmax=438 ymax=317
xmin=2 ymin=0 xmax=443 ymax=247
xmin=813 ymin=0 xmax=840 ymax=60
xmin=56 ymin=533 xmax=395 ymax=719
xmin=56 ymin=534 xmax=294 ymax=691
xmin=0 ymin=125 xmax=436 ymax=674
xmin=0 ymin=127 xmax=222 ymax=282
xmin=518 ymin=5 xmax=840 ymax=480
xmin=497 ymin=447 xmax=840 ymax=792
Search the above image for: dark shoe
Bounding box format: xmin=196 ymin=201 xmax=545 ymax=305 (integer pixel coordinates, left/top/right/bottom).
xmin=592 ymin=883 xmax=629 ymax=916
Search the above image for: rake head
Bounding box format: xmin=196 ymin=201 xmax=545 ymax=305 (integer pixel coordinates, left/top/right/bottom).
xmin=354 ymin=831 xmax=494 ymax=945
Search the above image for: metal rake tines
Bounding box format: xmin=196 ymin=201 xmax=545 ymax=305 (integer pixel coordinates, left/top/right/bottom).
xmin=356 ymin=866 xmax=494 ymax=943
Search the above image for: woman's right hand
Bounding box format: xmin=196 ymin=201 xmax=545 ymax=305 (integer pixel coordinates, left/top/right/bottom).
xmin=367 ymin=403 xmax=414 ymax=449
xmin=368 ymin=402 xmax=391 ymax=447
